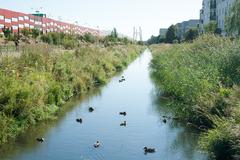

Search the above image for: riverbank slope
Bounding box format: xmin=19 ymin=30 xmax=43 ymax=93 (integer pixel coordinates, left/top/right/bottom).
xmin=150 ymin=35 xmax=240 ymax=159
xmin=0 ymin=44 xmax=144 ymax=145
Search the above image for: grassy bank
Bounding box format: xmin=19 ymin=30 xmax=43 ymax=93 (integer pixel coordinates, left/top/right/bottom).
xmin=150 ymin=35 xmax=240 ymax=159
xmin=0 ymin=44 xmax=144 ymax=145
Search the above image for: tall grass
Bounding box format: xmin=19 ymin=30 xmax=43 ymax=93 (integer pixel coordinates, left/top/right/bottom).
xmin=150 ymin=35 xmax=240 ymax=159
xmin=0 ymin=44 xmax=144 ymax=144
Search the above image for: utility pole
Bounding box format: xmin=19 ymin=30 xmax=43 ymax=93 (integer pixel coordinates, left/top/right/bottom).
xmin=133 ymin=26 xmax=142 ymax=41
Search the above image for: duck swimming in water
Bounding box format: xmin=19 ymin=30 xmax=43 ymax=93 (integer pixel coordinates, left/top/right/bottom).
xmin=119 ymin=112 xmax=127 ymax=116
xmin=143 ymin=147 xmax=156 ymax=154
xmin=89 ymin=107 xmax=94 ymax=112
xmin=120 ymin=121 xmax=127 ymax=126
xmin=163 ymin=119 xmax=167 ymax=123
xmin=76 ymin=118 xmax=82 ymax=123
xmin=94 ymin=141 xmax=101 ymax=148
xmin=36 ymin=137 xmax=44 ymax=143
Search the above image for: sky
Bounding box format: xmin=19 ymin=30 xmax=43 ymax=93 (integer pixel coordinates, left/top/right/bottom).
xmin=0 ymin=0 xmax=202 ymax=40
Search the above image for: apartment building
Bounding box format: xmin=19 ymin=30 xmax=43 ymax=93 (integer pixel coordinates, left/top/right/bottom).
xmin=216 ymin=0 xmax=235 ymax=34
xmin=159 ymin=28 xmax=168 ymax=38
xmin=0 ymin=8 xmax=100 ymax=36
xmin=200 ymin=0 xmax=235 ymax=35
xmin=176 ymin=19 xmax=200 ymax=40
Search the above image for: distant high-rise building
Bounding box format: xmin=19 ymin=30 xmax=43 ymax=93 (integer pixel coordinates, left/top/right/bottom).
xmin=159 ymin=28 xmax=167 ymax=38
xmin=200 ymin=0 xmax=235 ymax=35
xmin=176 ymin=19 xmax=200 ymax=40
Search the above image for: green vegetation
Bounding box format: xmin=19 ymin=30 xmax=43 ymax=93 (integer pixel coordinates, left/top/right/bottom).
xmin=150 ymin=35 xmax=240 ymax=159
xmin=0 ymin=43 xmax=144 ymax=144
xmin=165 ymin=25 xmax=178 ymax=43
xmin=226 ymin=0 xmax=240 ymax=36
xmin=204 ymin=21 xmax=221 ymax=35
xmin=184 ymin=28 xmax=199 ymax=42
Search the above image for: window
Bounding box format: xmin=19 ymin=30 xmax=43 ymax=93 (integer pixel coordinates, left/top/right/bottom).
xmin=0 ymin=15 xmax=4 ymax=20
xmin=5 ymin=19 xmax=11 ymax=23
xmin=30 ymin=25 xmax=34 ymax=29
xmin=42 ymin=24 xmax=46 ymax=27
xmin=18 ymin=24 xmax=24 ymax=28
xmin=0 ymin=24 xmax=4 ymax=28
xmin=12 ymin=18 xmax=18 ymax=22
xmin=12 ymin=26 xmax=18 ymax=30
xmin=30 ymin=19 xmax=34 ymax=22
xmin=47 ymin=23 xmax=50 ymax=26
xmin=24 ymin=16 xmax=29 ymax=20
xmin=24 ymin=23 xmax=29 ymax=27
xmin=50 ymin=22 xmax=53 ymax=25
xmin=19 ymin=17 xmax=24 ymax=21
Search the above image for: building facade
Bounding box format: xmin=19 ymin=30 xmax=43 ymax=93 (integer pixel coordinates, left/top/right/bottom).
xmin=176 ymin=19 xmax=200 ymax=40
xmin=216 ymin=0 xmax=235 ymax=35
xmin=200 ymin=0 xmax=235 ymax=35
xmin=159 ymin=28 xmax=168 ymax=38
xmin=0 ymin=8 xmax=100 ymax=36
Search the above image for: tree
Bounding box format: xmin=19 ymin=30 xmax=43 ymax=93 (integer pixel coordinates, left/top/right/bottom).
xmin=2 ymin=27 xmax=11 ymax=39
xmin=111 ymin=28 xmax=118 ymax=39
xmin=165 ymin=25 xmax=177 ymax=43
xmin=184 ymin=28 xmax=199 ymax=41
xmin=204 ymin=21 xmax=220 ymax=34
xmin=21 ymin=28 xmax=31 ymax=37
xmin=226 ymin=0 xmax=240 ymax=36
xmin=82 ymin=33 xmax=96 ymax=43
xmin=31 ymin=28 xmax=40 ymax=39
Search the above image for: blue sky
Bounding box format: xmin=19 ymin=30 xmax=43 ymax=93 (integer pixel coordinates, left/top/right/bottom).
xmin=1 ymin=0 xmax=202 ymax=40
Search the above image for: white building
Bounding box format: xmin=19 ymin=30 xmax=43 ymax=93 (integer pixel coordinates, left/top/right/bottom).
xmin=159 ymin=28 xmax=168 ymax=38
xmin=200 ymin=0 xmax=235 ymax=35
xmin=216 ymin=0 xmax=235 ymax=35
xmin=176 ymin=19 xmax=200 ymax=40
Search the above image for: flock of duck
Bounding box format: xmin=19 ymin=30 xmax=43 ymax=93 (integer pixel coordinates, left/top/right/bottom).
xmin=35 ymin=75 xmax=166 ymax=155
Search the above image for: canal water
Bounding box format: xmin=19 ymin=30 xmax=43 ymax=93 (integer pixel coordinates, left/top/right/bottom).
xmin=0 ymin=50 xmax=207 ymax=160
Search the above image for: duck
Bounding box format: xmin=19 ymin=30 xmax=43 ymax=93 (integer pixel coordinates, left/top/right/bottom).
xmin=76 ymin=118 xmax=82 ymax=123
xmin=94 ymin=141 xmax=101 ymax=148
xmin=163 ymin=119 xmax=167 ymax=123
xmin=119 ymin=112 xmax=127 ymax=116
xmin=120 ymin=121 xmax=127 ymax=126
xmin=36 ymin=137 xmax=44 ymax=143
xmin=143 ymin=147 xmax=156 ymax=153
xmin=89 ymin=107 xmax=94 ymax=112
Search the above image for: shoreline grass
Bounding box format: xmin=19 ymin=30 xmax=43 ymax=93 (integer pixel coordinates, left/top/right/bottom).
xmin=150 ymin=34 xmax=240 ymax=159
xmin=0 ymin=43 xmax=144 ymax=145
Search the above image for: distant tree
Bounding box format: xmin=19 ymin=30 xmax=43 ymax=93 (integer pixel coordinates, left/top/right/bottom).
xmin=165 ymin=25 xmax=177 ymax=43
xmin=21 ymin=28 xmax=31 ymax=37
xmin=204 ymin=21 xmax=221 ymax=34
xmin=2 ymin=27 xmax=11 ymax=39
xmin=82 ymin=33 xmax=96 ymax=43
xmin=111 ymin=28 xmax=118 ymax=39
xmin=31 ymin=28 xmax=41 ymax=40
xmin=184 ymin=28 xmax=199 ymax=41
xmin=147 ymin=35 xmax=159 ymax=45
xmin=226 ymin=0 xmax=240 ymax=36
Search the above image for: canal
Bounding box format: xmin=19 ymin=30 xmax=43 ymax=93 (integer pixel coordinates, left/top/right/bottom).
xmin=0 ymin=50 xmax=207 ymax=160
